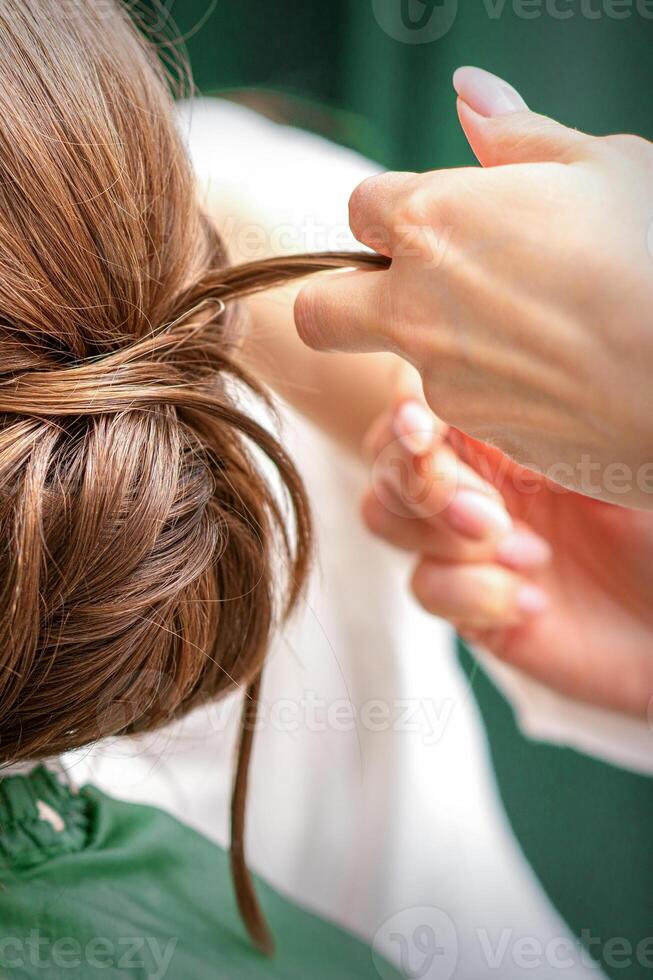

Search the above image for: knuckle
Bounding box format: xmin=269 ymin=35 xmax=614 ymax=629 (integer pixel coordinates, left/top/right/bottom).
xmin=389 ymin=183 xmax=433 ymax=239
xmin=393 ymin=184 xmax=462 ymax=262
xmin=349 ymin=176 xmax=383 ymax=242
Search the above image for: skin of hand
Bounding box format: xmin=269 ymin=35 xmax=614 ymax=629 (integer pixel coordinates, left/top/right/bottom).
xmin=206 ymin=193 xmax=405 ymax=456
xmin=361 ymin=379 xmax=653 ymax=717
xmin=295 ymin=67 xmax=653 ymax=509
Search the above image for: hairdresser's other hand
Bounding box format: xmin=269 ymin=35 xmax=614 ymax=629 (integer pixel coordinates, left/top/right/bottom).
xmin=361 ymin=396 xmax=653 ymax=716
xmin=296 ymin=67 xmax=653 ymax=509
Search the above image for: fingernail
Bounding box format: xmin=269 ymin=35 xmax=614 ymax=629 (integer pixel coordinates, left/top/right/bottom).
xmin=447 ymin=489 xmax=512 ymax=539
xmin=496 ymin=530 xmax=553 ymax=570
xmin=516 ymin=584 xmax=549 ymax=616
xmin=394 ymin=400 xmax=436 ymax=455
xmin=453 ymin=66 xmax=528 ymax=118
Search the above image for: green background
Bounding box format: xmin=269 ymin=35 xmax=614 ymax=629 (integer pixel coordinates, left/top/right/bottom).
xmin=152 ymin=0 xmax=653 ymax=168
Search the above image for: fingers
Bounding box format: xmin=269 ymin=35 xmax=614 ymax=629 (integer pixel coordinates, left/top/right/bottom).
xmin=457 ymin=100 xmax=588 ymax=169
xmin=412 ymin=559 xmax=548 ymax=631
xmin=453 ymin=66 xmax=528 ymax=118
xmin=453 ymin=66 xmax=590 ymax=168
xmin=364 ymin=402 xmax=553 ymax=566
xmin=362 ymin=397 xmax=553 ymax=632
xmin=342 ymin=70 xmax=588 ymax=276
xmin=294 ymin=267 xmax=392 ymax=354
xmin=348 ymin=168 xmax=471 ymax=258
xmin=393 ymin=360 xmax=428 ymax=407
xmin=362 ymin=489 xmax=509 ymax=565
xmin=348 ymin=172 xmax=415 ymax=253
xmin=366 ymin=400 xmax=504 ymax=530
xmin=362 ymin=483 xmax=551 ymax=569
xmin=364 ymin=396 xmax=445 ymax=461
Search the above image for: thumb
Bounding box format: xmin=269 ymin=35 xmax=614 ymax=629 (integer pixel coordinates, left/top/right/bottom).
xmin=294 ymin=266 xmax=392 ymax=354
xmin=453 ymin=66 xmax=588 ymax=168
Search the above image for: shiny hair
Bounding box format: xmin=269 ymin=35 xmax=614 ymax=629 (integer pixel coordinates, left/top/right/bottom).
xmin=0 ymin=0 xmax=385 ymax=954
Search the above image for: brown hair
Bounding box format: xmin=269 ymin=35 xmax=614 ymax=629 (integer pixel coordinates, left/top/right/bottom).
xmin=0 ymin=0 xmax=386 ymax=956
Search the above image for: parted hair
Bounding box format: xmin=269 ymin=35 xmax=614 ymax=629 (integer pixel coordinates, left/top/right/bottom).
xmin=0 ymin=0 xmax=385 ymax=955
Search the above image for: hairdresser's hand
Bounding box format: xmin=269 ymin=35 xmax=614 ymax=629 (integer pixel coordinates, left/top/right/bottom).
xmin=295 ymin=67 xmax=653 ymax=509
xmin=361 ymin=394 xmax=653 ymax=716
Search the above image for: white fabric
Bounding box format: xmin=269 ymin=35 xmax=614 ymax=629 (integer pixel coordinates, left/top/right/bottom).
xmin=64 ymin=99 xmax=630 ymax=977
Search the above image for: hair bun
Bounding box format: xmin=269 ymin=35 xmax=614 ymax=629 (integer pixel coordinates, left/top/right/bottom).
xmin=0 ymin=0 xmax=385 ymax=952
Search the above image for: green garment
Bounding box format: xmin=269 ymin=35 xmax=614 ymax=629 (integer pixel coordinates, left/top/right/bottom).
xmin=0 ymin=767 xmax=399 ymax=980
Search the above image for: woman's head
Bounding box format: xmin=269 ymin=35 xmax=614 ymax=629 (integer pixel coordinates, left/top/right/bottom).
xmin=0 ymin=0 xmax=385 ymax=952
xmin=0 ymin=1 xmax=313 ymax=949
xmin=0 ymin=0 xmax=310 ymax=759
